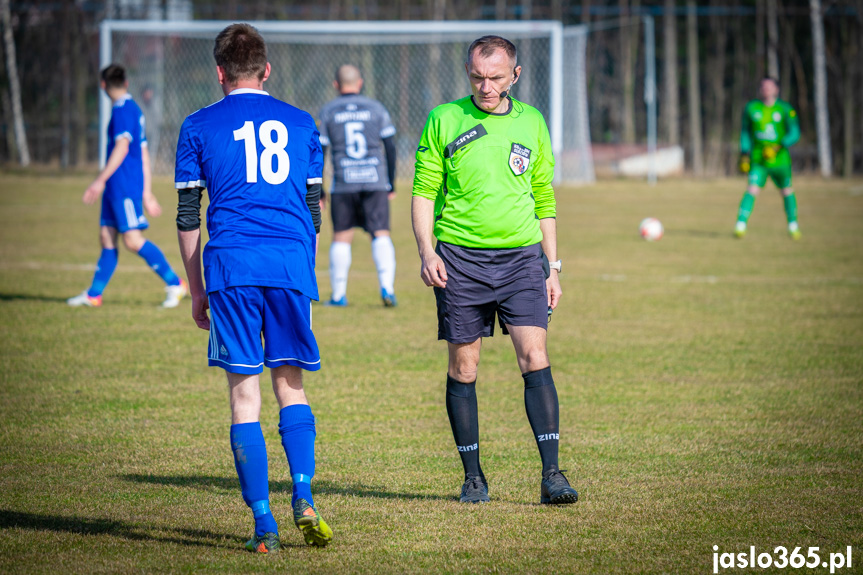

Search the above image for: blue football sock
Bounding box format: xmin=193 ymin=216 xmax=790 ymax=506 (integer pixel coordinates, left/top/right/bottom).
xmin=230 ymin=423 xmax=278 ymax=536
xmin=136 ymin=240 xmax=180 ymax=286
xmin=278 ymin=404 xmax=316 ymax=507
xmin=87 ymin=248 xmax=118 ymax=297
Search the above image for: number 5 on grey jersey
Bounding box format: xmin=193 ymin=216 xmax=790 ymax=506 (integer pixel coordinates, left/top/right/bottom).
xmin=318 ymin=94 xmax=396 ymax=193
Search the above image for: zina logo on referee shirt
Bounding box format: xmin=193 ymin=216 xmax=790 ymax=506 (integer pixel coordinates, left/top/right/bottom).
xmin=509 ymin=143 xmax=531 ymax=176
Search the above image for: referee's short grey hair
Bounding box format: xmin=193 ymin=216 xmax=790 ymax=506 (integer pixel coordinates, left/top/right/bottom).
xmin=467 ymin=36 xmax=518 ymax=66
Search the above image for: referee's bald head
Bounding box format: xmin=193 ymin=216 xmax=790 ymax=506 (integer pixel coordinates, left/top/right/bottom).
xmin=336 ymin=65 xmax=363 ymax=93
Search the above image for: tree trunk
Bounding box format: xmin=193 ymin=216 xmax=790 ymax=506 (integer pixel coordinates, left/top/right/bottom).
xmin=620 ymin=0 xmax=637 ymax=144
xmin=766 ymin=0 xmax=779 ymax=79
xmin=755 ymin=0 xmax=765 ymax=80
xmin=842 ymin=16 xmax=855 ymax=178
xmin=662 ymin=0 xmax=679 ymax=145
xmin=730 ymin=6 xmax=747 ymax=174
xmin=551 ymin=0 xmax=563 ymax=23
xmin=686 ymin=0 xmax=702 ymax=174
xmin=858 ymin=0 xmax=863 ymax=174
xmin=780 ymin=11 xmax=792 ymax=98
xmin=521 ymin=0 xmax=532 ymax=20
xmin=73 ymin=1 xmax=87 ymax=166
xmin=496 ymin=0 xmax=507 ymax=20
xmin=705 ymin=3 xmax=728 ymax=175
xmin=787 ymin=19 xmax=811 ymax=152
xmin=810 ymin=0 xmax=832 ymax=177
xmin=60 ymin=1 xmax=72 ymax=168
xmin=0 ymin=0 xmax=29 ymax=166
xmin=0 ymin=58 xmax=14 ymax=161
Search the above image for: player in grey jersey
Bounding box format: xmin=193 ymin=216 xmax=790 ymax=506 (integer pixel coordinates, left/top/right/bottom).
xmin=318 ymin=65 xmax=398 ymax=307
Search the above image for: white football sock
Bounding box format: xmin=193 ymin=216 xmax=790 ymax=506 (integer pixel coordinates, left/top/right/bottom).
xmin=329 ymin=241 xmax=352 ymax=300
xmin=371 ymin=236 xmax=396 ymax=294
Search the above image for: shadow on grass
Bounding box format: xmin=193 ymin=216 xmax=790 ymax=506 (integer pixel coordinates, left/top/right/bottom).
xmin=0 ymin=292 xmax=70 ymax=303
xmin=121 ymin=473 xmax=451 ymax=501
xmin=672 ymin=229 xmax=729 ymax=239
xmin=0 ymin=509 xmax=256 ymax=549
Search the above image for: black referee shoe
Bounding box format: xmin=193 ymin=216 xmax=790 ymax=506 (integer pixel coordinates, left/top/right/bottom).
xmin=540 ymin=468 xmax=578 ymax=505
xmin=459 ymin=475 xmax=490 ymax=504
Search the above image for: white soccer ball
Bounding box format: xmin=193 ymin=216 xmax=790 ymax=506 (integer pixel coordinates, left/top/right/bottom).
xmin=639 ymin=218 xmax=664 ymax=241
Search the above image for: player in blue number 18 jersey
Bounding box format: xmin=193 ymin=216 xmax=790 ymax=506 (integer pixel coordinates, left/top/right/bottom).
xmin=67 ymin=64 xmax=186 ymax=308
xmin=174 ymin=23 xmax=331 ymax=552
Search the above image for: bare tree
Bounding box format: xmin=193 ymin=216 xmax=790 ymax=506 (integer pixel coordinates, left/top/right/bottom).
xmin=858 ymin=0 xmax=863 ymax=174
xmin=780 ymin=11 xmax=792 ymax=97
xmin=766 ymin=0 xmax=779 ymax=79
xmin=809 ymin=0 xmax=832 ymax=177
xmin=1 ymin=0 xmax=29 ymax=166
xmin=662 ymin=0 xmax=679 ymax=145
xmin=620 ymin=0 xmax=637 ymax=144
xmin=686 ymin=0 xmax=702 ymax=174
xmin=705 ymin=2 xmax=728 ymax=175
xmin=842 ymin=15 xmax=855 ymax=178
xmin=730 ymin=4 xmax=746 ymax=174
xmin=73 ymin=0 xmax=88 ymax=166
xmin=496 ymin=0 xmax=507 ymax=20
xmin=755 ymin=0 xmax=765 ymax=79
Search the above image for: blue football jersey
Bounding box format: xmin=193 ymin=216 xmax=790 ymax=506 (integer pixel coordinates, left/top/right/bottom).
xmin=174 ymin=89 xmax=323 ymax=299
xmin=106 ymin=94 xmax=146 ymax=198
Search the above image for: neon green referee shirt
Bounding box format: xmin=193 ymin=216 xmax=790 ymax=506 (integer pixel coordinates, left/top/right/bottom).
xmin=412 ymin=96 xmax=556 ymax=249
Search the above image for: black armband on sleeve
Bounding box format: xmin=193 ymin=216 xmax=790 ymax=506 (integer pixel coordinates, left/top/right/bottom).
xmin=176 ymin=187 xmax=203 ymax=231
xmin=383 ymin=136 xmax=397 ymax=191
xmin=306 ymin=183 xmax=322 ymax=233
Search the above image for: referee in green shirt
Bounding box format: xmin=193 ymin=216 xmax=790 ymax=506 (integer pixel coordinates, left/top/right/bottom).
xmin=411 ymin=35 xmax=577 ymax=505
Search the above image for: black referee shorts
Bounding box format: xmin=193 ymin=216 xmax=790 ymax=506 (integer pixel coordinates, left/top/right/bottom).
xmin=330 ymin=190 xmax=390 ymax=234
xmin=433 ymin=242 xmax=548 ymax=344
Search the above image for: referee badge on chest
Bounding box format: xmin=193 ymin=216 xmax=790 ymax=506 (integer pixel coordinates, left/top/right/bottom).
xmin=509 ymin=143 xmax=531 ymax=176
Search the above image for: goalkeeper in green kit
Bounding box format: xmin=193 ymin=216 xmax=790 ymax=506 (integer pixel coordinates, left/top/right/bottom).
xmin=735 ymin=77 xmax=801 ymax=239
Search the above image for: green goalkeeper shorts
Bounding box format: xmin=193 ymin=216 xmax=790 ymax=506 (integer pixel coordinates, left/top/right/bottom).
xmin=749 ymin=148 xmax=793 ymax=189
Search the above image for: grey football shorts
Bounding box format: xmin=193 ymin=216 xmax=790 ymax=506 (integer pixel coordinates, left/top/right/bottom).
xmin=330 ymin=190 xmax=390 ymax=234
xmin=433 ymin=241 xmax=548 ymax=344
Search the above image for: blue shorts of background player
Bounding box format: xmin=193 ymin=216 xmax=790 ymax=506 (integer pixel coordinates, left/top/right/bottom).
xmin=208 ymin=287 xmax=321 ymax=374
xmin=100 ymin=191 xmax=149 ymax=233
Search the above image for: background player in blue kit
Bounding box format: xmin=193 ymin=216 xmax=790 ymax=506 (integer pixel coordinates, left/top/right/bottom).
xmin=318 ymin=65 xmax=398 ymax=307
xmin=174 ymin=23 xmax=331 ymax=553
xmin=68 ymin=64 xmax=186 ymax=308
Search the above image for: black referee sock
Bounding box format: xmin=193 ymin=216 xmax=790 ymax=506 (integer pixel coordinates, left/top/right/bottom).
xmin=445 ymin=375 xmax=484 ymax=480
xmin=523 ymin=367 xmax=560 ymax=475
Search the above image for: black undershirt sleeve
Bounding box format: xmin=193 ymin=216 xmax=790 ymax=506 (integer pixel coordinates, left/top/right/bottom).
xmin=383 ymin=136 xmax=397 ymax=192
xmin=176 ymin=187 xmax=203 ymax=231
xmin=306 ymin=183 xmax=322 ymax=233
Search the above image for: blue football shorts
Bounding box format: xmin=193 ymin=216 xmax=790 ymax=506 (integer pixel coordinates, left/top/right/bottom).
xmin=433 ymin=242 xmax=548 ymax=344
xmin=100 ymin=192 xmax=148 ymax=233
xmin=207 ymin=286 xmax=321 ymax=375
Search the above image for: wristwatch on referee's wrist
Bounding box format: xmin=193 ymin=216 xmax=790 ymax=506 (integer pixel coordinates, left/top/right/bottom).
xmin=549 ymin=259 xmax=562 ymax=273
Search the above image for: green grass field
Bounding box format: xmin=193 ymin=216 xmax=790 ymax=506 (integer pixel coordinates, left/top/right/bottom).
xmin=0 ymin=171 xmax=861 ymax=574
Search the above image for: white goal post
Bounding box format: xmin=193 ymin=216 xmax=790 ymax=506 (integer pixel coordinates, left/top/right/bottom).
xmin=99 ymin=19 xmax=605 ymax=184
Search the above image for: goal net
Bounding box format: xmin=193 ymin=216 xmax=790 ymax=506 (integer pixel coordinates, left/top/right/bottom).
xmin=100 ymin=19 xmax=599 ymax=184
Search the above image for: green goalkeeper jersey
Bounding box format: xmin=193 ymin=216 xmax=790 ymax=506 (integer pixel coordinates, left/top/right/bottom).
xmin=741 ymin=98 xmax=800 ymax=166
xmin=412 ymin=96 xmax=556 ymax=249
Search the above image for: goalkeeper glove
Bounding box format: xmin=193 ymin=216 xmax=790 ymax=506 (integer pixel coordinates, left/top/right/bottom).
xmin=738 ymin=154 xmax=751 ymax=174
xmin=761 ymin=144 xmax=781 ymax=161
